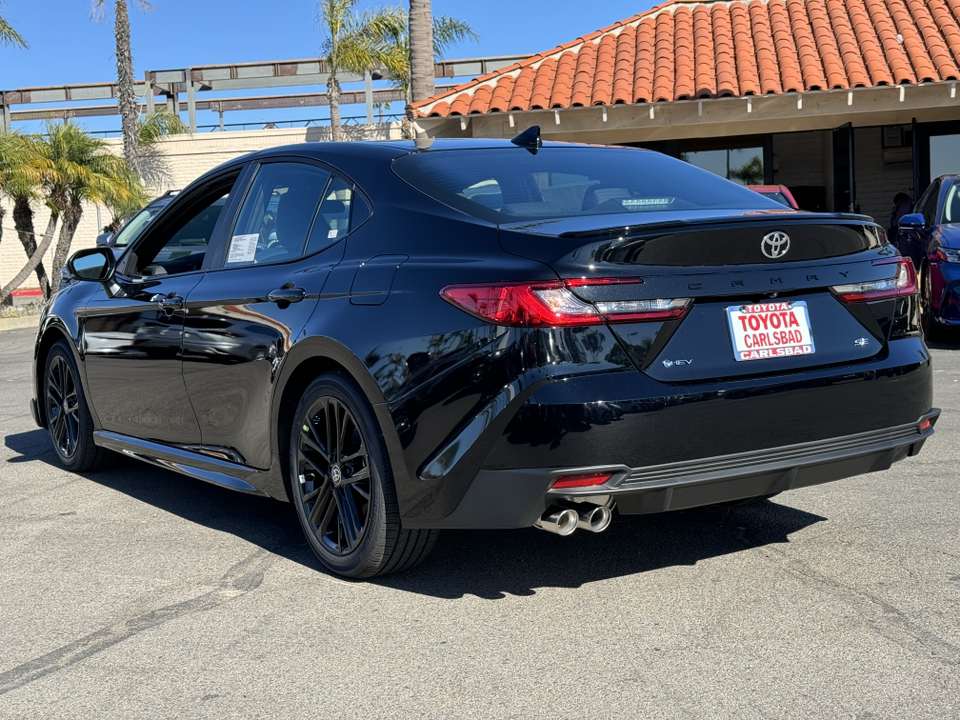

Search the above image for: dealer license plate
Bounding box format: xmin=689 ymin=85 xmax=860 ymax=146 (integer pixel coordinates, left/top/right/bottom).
xmin=726 ymin=301 xmax=815 ymax=362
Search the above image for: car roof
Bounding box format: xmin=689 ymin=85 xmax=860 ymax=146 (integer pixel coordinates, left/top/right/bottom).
xmin=236 ymin=137 xmax=651 ymax=166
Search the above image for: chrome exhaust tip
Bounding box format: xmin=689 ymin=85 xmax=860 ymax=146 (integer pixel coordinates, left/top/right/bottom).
xmin=575 ymin=503 xmax=613 ymax=533
xmin=534 ymin=507 xmax=579 ymax=536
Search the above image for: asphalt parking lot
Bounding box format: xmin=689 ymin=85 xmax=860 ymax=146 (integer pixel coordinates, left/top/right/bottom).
xmin=1 ymin=323 xmax=958 ymax=719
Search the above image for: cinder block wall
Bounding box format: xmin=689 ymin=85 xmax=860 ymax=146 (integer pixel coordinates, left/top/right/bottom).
xmin=0 ymin=123 xmax=401 ymax=295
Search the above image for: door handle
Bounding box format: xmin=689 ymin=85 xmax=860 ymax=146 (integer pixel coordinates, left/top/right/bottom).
xmin=267 ymin=286 xmax=306 ymax=304
xmin=151 ymin=292 xmax=185 ymax=314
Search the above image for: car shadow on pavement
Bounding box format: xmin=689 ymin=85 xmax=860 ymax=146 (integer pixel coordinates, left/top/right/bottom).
xmin=6 ymin=428 xmax=826 ymax=594
xmin=377 ymin=501 xmax=826 ymax=599
xmin=4 ymin=428 xmax=318 ymax=570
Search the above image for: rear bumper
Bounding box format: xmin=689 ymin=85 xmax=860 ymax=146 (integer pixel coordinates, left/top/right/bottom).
xmin=404 ymin=410 xmax=939 ymax=529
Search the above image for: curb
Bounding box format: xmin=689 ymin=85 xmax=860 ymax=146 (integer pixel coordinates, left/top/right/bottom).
xmin=0 ymin=314 xmax=41 ymax=333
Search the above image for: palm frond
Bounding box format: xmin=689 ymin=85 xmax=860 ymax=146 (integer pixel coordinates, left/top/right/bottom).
xmin=319 ymin=0 xmax=406 ymax=75
xmin=0 ymin=133 xmax=42 ymax=198
xmin=377 ymin=12 xmax=477 ymax=95
xmin=137 ymin=110 xmax=187 ymax=146
xmin=91 ymin=0 xmax=154 ymax=22
xmin=0 ymin=12 xmax=26 ymax=47
xmin=432 ymin=16 xmax=477 ymax=61
xmin=32 ymin=120 xmax=146 ymax=210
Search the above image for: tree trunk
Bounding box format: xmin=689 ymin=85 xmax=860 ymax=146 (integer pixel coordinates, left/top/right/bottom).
xmin=12 ymin=195 xmax=50 ymax=299
xmin=408 ymin=0 xmax=435 ymax=104
xmin=50 ymin=203 xmax=82 ymax=295
xmin=400 ymin=88 xmax=414 ymax=139
xmin=328 ymin=73 xmax=343 ymax=142
xmin=114 ymin=0 xmax=141 ymax=177
xmin=0 ymin=211 xmax=58 ymax=305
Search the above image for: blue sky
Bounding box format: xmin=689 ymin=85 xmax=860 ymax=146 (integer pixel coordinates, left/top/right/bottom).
xmin=1 ymin=1 xmax=658 ymax=132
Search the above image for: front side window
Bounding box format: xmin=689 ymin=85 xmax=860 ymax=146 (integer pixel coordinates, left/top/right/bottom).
xmin=392 ymin=146 xmax=780 ymax=224
xmin=226 ymin=162 xmax=332 ymax=266
xmin=944 ymin=182 xmax=960 ymax=225
xmin=133 ymin=185 xmax=233 ymax=276
xmin=920 ymin=182 xmax=940 ymax=227
xmin=113 ymin=206 xmax=161 ymax=248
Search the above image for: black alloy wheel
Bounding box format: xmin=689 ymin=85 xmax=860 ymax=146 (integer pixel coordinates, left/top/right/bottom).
xmin=43 ymin=340 xmax=108 ymax=472
xmin=46 ymin=353 xmax=79 ymax=460
xmin=297 ymin=395 xmax=372 ymax=556
xmin=289 ymin=373 xmax=438 ymax=578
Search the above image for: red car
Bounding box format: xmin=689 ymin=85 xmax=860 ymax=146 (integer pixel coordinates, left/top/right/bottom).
xmin=748 ymin=185 xmax=800 ymax=209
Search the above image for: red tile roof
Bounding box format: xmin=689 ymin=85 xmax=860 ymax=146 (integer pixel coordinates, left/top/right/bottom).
xmin=414 ymin=0 xmax=960 ymax=117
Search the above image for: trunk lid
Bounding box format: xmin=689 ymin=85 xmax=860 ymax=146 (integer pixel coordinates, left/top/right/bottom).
xmin=498 ymin=212 xmax=911 ymax=382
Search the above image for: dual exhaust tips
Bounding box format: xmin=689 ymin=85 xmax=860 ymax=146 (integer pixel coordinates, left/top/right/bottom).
xmin=534 ymin=501 xmax=613 ymax=536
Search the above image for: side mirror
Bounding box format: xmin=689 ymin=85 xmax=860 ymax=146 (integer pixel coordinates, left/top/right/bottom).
xmin=67 ymin=247 xmax=116 ymax=282
xmin=95 ymin=232 xmax=113 ymax=247
xmin=898 ymin=213 xmax=925 ymax=230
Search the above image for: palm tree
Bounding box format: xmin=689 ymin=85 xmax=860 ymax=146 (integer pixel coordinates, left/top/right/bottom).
xmin=92 ymin=0 xmax=154 ymax=178
xmin=0 ymin=133 xmax=50 ymax=297
xmin=317 ymin=0 xmax=405 ymax=142
xmin=135 ymin=108 xmax=187 ymax=189
xmin=0 ymin=2 xmax=26 ymax=47
xmin=408 ymin=0 xmax=434 ymax=105
xmin=380 ymin=12 xmax=476 ymax=137
xmin=0 ymin=122 xmax=146 ymax=303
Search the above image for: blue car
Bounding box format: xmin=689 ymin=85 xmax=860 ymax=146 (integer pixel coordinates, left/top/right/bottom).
xmin=895 ymin=174 xmax=960 ymax=341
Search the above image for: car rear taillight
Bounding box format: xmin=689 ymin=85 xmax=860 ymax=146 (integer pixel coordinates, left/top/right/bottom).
xmin=441 ymin=280 xmax=691 ymax=327
xmin=550 ymin=472 xmax=613 ymax=489
xmin=831 ymin=258 xmax=917 ymax=303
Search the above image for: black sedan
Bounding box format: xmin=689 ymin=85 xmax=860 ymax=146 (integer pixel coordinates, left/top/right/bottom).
xmin=32 ymin=131 xmax=938 ymax=578
xmin=895 ymin=174 xmax=960 ymax=341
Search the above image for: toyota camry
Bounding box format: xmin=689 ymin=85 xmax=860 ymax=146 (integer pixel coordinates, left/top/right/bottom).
xmin=32 ymin=129 xmax=938 ymax=578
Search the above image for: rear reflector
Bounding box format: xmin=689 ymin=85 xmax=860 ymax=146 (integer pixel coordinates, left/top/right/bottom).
xmin=831 ymin=257 xmax=917 ymax=303
xmin=919 ymin=418 xmax=932 ymax=432
xmin=551 ymin=472 xmax=613 ymax=489
xmin=441 ymin=279 xmax=691 ymax=327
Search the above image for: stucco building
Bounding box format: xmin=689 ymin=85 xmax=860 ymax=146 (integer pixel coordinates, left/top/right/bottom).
xmin=414 ymin=0 xmax=960 ymax=229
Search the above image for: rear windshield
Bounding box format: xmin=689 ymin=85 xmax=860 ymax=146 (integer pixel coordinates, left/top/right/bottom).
xmin=392 ymin=146 xmax=780 ymax=223
xmin=759 ymin=191 xmax=792 ymax=208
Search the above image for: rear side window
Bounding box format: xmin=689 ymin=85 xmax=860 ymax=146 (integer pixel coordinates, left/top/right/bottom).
xmin=226 ymin=162 xmax=332 ymax=266
xmin=392 ymin=147 xmax=780 ymax=223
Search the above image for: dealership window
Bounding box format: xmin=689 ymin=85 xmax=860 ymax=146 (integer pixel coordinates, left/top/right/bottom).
xmin=680 ymin=147 xmax=764 ymax=185
xmin=930 ymin=134 xmax=960 ymax=182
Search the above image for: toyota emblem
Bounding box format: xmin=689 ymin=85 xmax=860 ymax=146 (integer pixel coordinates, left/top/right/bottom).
xmin=761 ymin=231 xmax=790 ymax=259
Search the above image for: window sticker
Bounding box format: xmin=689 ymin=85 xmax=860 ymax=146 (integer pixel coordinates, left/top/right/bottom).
xmin=328 ymin=229 xmax=338 ymax=239
xmin=227 ymin=233 xmax=259 ymax=264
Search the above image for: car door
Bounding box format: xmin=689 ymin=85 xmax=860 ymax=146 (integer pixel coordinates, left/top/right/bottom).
xmin=180 ymin=160 xmax=366 ymax=469
xmin=901 ymin=181 xmax=940 ymax=268
xmin=80 ymin=169 xmax=244 ymax=444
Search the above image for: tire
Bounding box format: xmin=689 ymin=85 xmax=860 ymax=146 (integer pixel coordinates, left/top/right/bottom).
xmin=43 ymin=340 xmax=109 ymax=473
xmin=920 ymin=266 xmax=949 ymax=343
xmin=289 ymin=372 xmax=438 ymax=578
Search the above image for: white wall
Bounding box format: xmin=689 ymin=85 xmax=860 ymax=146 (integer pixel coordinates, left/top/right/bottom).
xmin=0 ymin=123 xmax=401 ymax=295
